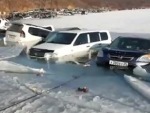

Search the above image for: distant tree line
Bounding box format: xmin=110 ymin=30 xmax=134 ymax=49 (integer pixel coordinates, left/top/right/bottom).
xmin=0 ymin=0 xmax=150 ymax=12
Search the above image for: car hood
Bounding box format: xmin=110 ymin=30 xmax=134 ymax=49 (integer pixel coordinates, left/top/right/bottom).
xmin=103 ymin=47 xmax=148 ymax=58
xmin=32 ymin=43 xmax=69 ymax=51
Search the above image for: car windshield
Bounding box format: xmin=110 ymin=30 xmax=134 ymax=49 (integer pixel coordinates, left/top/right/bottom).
xmin=45 ymin=32 xmax=77 ymax=44
xmin=110 ymin=37 xmax=150 ymax=51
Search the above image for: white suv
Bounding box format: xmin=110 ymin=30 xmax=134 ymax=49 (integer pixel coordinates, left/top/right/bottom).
xmin=5 ymin=23 xmax=52 ymax=52
xmin=29 ymin=30 xmax=112 ymax=62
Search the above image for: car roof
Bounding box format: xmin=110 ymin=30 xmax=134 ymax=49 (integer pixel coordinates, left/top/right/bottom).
xmin=57 ymin=29 xmax=109 ymax=34
xmin=118 ymin=36 xmax=150 ymax=40
xmin=11 ymin=22 xmax=51 ymax=31
xmin=55 ymin=27 xmax=81 ymax=31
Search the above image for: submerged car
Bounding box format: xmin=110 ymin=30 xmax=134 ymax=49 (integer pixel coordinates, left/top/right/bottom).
xmin=96 ymin=36 xmax=150 ymax=67
xmin=5 ymin=23 xmax=52 ymax=53
xmin=29 ymin=30 xmax=112 ymax=62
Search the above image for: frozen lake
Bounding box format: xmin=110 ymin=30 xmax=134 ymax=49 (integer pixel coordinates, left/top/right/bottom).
xmin=0 ymin=54 xmax=149 ymax=113
xmin=1 ymin=9 xmax=150 ymax=113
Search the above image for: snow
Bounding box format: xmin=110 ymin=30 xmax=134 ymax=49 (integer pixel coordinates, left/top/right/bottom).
xmin=1 ymin=8 xmax=150 ymax=113
xmin=19 ymin=9 xmax=150 ymax=33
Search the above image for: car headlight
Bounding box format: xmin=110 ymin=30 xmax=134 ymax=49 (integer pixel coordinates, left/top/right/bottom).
xmin=44 ymin=53 xmax=57 ymax=61
xmin=97 ymin=49 xmax=103 ymax=57
xmin=136 ymin=54 xmax=150 ymax=66
xmin=44 ymin=53 xmax=51 ymax=61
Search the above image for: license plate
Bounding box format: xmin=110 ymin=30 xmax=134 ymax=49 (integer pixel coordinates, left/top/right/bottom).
xmin=8 ymin=35 xmax=15 ymax=38
xmin=109 ymin=60 xmax=128 ymax=66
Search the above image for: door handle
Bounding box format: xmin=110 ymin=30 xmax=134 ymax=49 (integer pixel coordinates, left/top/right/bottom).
xmin=86 ymin=46 xmax=90 ymax=47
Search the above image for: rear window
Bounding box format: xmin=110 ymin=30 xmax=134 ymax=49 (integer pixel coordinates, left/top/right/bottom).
xmin=7 ymin=23 xmax=23 ymax=32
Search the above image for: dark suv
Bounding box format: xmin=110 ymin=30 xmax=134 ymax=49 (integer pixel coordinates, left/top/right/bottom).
xmin=96 ymin=36 xmax=150 ymax=67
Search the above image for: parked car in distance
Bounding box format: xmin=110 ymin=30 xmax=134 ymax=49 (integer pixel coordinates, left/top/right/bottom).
xmin=5 ymin=22 xmax=51 ymax=53
xmin=29 ymin=30 xmax=112 ymax=62
xmin=96 ymin=36 xmax=150 ymax=67
xmin=81 ymin=11 xmax=88 ymax=15
xmin=0 ymin=18 xmax=10 ymax=30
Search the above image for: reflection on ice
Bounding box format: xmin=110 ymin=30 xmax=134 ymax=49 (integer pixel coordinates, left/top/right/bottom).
xmin=0 ymin=45 xmax=24 ymax=60
xmin=0 ymin=45 xmax=45 ymax=75
xmin=124 ymin=75 xmax=150 ymax=101
xmin=133 ymin=66 xmax=150 ymax=77
xmin=0 ymin=61 xmax=45 ymax=76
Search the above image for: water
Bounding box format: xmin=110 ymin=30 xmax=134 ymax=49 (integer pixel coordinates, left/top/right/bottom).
xmin=0 ymin=53 xmax=147 ymax=113
xmin=1 ymin=31 xmax=150 ymax=113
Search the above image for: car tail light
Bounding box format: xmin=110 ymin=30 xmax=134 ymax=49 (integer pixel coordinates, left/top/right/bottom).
xmin=20 ymin=31 xmax=25 ymax=38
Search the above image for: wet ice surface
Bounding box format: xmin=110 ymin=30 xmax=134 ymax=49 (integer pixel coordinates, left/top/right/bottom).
xmin=0 ymin=55 xmax=149 ymax=113
xmin=0 ymin=45 xmax=24 ymax=60
xmin=1 ymin=9 xmax=150 ymax=113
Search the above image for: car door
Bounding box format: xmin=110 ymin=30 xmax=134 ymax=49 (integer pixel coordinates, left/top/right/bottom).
xmin=23 ymin=27 xmax=43 ymax=50
xmin=88 ymin=32 xmax=101 ymax=58
xmin=71 ymin=33 xmax=90 ymax=58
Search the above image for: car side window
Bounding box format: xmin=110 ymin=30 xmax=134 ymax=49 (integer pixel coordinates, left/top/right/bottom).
xmin=74 ymin=33 xmax=88 ymax=46
xmin=38 ymin=29 xmax=50 ymax=39
xmin=89 ymin=32 xmax=100 ymax=42
xmin=29 ymin=27 xmax=49 ymax=39
xmin=29 ymin=27 xmax=39 ymax=36
xmin=44 ymin=27 xmax=52 ymax=31
xmin=100 ymin=32 xmax=108 ymax=40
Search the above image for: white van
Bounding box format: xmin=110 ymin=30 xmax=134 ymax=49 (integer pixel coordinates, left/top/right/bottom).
xmin=5 ymin=23 xmax=52 ymax=53
xmin=29 ymin=30 xmax=112 ymax=62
